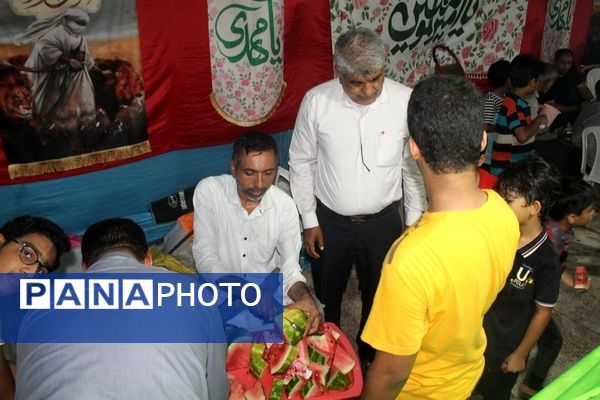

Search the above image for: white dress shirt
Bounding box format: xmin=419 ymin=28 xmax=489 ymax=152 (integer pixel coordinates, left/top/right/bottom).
xmin=192 ymin=175 xmax=306 ymax=305
xmin=289 ymin=78 xmax=426 ymax=229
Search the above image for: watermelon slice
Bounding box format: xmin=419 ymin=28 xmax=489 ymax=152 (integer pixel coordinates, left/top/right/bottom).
xmin=332 ymin=344 xmax=356 ymax=374
xmin=307 ymin=346 xmax=330 ymax=366
xmin=227 ymin=343 xmax=252 ymax=371
xmin=306 ymin=332 xmax=336 ymax=357
xmin=245 ymin=379 xmax=265 ymax=400
xmin=330 ymin=330 xmax=341 ymax=341
xmin=269 ymin=378 xmax=284 ymax=400
xmin=283 ymin=308 xmax=308 ymax=345
xmin=228 ymin=373 xmax=246 ymax=400
xmin=301 ymin=377 xmax=320 ymax=399
xmin=286 ymin=375 xmax=305 ymax=398
xmin=250 ymin=344 xmax=268 ymax=379
xmin=326 ymin=369 xmax=351 ymax=390
xmin=296 ymin=339 xmax=309 ymax=365
xmin=265 ymin=343 xmax=299 ymax=374
xmin=314 ymin=365 xmax=329 ymax=387
xmin=284 ymin=359 xmax=313 ymax=383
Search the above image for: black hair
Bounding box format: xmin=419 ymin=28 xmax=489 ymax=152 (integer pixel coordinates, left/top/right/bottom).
xmin=231 ymin=132 xmax=278 ymax=168
xmin=0 ymin=215 xmax=70 ymax=272
xmin=554 ymin=48 xmax=574 ymax=62
xmin=81 ymin=218 xmax=148 ymax=266
xmin=495 ymin=156 xmax=562 ymax=220
xmin=487 ymin=59 xmax=511 ymax=88
xmin=549 ymin=177 xmax=598 ymax=220
xmin=407 ymin=74 xmax=483 ymax=174
xmin=510 ymin=54 xmax=544 ymax=88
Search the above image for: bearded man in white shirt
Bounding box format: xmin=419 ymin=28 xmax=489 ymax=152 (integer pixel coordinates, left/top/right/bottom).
xmin=288 ymin=28 xmax=426 ymax=366
xmin=192 ymin=132 xmax=320 ymax=333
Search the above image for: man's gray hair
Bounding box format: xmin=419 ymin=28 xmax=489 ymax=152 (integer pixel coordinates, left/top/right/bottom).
xmin=333 ymin=28 xmax=385 ymax=76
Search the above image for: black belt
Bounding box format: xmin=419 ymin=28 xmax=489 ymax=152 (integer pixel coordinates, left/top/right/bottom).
xmin=316 ymin=198 xmax=400 ymax=223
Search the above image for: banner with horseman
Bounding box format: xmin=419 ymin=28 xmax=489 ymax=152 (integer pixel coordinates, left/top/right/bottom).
xmin=0 ymin=0 xmax=149 ymax=179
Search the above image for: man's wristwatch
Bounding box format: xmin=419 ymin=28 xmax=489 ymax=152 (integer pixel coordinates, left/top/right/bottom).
xmin=539 ymin=123 xmax=546 ymax=130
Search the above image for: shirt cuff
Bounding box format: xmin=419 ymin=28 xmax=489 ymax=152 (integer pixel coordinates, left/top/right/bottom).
xmin=282 ymin=270 xmax=307 ymax=306
xmin=300 ymin=212 xmax=319 ymax=229
xmin=405 ymin=210 xmax=423 ymax=226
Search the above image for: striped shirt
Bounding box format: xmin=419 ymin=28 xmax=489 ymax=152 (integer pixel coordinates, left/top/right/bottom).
xmin=491 ymin=93 xmax=535 ymax=175
xmin=483 ymin=92 xmax=503 ymax=125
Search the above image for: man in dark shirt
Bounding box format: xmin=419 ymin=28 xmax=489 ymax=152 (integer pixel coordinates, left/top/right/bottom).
xmin=539 ymin=49 xmax=593 ymax=128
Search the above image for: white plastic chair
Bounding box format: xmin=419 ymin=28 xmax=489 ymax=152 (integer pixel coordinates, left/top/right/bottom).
xmin=586 ymin=68 xmax=600 ymax=98
xmin=581 ymin=125 xmax=600 ymax=185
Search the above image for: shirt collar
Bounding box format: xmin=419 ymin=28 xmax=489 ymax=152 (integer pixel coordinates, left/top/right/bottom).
xmin=339 ymin=78 xmax=389 ymax=110
xmin=225 ymin=175 xmax=274 ymax=215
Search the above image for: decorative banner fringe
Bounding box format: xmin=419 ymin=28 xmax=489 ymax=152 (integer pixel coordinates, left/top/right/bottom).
xmin=210 ymin=81 xmax=287 ymax=127
xmin=8 ymin=141 xmax=151 ymax=179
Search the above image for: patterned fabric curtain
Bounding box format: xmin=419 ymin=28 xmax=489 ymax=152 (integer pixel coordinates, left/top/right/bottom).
xmin=331 ymin=0 xmax=529 ymax=86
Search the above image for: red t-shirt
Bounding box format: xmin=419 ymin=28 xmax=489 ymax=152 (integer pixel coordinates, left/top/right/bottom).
xmin=479 ymin=168 xmax=498 ymax=190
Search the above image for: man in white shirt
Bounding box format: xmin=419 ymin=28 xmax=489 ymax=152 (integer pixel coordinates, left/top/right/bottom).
xmin=288 ymin=28 xmax=426 ymax=365
xmin=192 ymin=132 xmax=320 ymax=333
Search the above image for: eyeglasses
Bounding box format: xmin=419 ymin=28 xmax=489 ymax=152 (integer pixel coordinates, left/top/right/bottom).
xmin=12 ymin=239 xmax=50 ymax=274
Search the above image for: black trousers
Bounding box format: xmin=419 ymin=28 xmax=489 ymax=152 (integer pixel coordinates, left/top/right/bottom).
xmin=522 ymin=317 xmax=563 ymax=390
xmin=475 ymin=366 xmax=519 ymax=400
xmin=311 ymin=201 xmax=403 ymax=362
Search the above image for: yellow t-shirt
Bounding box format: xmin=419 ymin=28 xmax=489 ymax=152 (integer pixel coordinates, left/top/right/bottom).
xmin=362 ymin=190 xmax=519 ymax=400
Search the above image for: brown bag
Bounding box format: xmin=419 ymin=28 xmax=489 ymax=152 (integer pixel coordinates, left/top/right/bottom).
xmin=432 ymin=45 xmax=465 ymax=76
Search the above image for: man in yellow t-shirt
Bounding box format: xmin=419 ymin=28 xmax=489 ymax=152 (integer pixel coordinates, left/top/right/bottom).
xmin=361 ymin=75 xmax=520 ymax=400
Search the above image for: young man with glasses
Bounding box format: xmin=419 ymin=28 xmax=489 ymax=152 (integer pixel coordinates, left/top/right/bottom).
xmin=0 ymin=215 xmax=70 ymax=400
xmin=0 ymin=215 xmax=70 ymax=274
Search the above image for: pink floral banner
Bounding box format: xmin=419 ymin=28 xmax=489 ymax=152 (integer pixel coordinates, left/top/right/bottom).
xmin=331 ymin=0 xmax=528 ymax=86
xmin=540 ymin=0 xmax=577 ymax=62
xmin=208 ymin=0 xmax=285 ymax=126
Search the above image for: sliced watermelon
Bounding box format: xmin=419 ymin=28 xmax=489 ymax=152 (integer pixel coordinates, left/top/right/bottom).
xmin=264 ymin=343 xmax=299 ymax=374
xmin=314 ymin=365 xmax=330 ymax=387
xmin=245 ymin=379 xmax=265 ymax=400
xmin=250 ymin=344 xmax=268 ymax=379
xmin=306 ymin=332 xmax=336 ymax=357
xmin=296 ymin=339 xmax=309 ymax=365
xmin=326 ymin=369 xmax=351 ymax=390
xmin=286 ymin=375 xmax=305 ymax=398
xmin=284 ymin=359 xmax=313 ymax=382
xmin=307 ymin=346 xmax=330 ymax=366
xmin=228 ymin=373 xmax=246 ymax=400
xmin=332 ymin=344 xmax=356 ymax=374
xmin=301 ymin=377 xmax=320 ymax=399
xmin=227 ymin=343 xmax=252 ymax=371
xmin=283 ymin=308 xmax=308 ymax=345
xmin=269 ymin=378 xmax=284 ymax=400
xmin=330 ymin=330 xmax=341 ymax=341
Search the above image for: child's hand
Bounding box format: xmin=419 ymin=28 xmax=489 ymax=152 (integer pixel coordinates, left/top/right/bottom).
xmin=502 ymin=352 xmax=526 ymax=373
xmin=561 ymin=271 xmax=575 ymax=288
